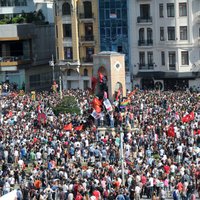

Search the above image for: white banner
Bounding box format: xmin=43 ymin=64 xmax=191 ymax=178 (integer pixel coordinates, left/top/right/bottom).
xmin=103 ymin=99 xmax=112 ymax=111
xmin=91 ymin=110 xmax=103 ymax=119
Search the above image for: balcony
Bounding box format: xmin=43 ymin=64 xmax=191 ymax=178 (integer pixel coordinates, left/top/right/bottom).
xmin=79 ymin=13 xmax=94 ymax=23
xmin=80 ymin=35 xmax=95 ymax=45
xmin=169 ymin=64 xmax=176 ymax=70
xmin=81 ymin=57 xmax=93 ymax=63
xmin=0 ymin=56 xmax=31 ymax=66
xmin=138 ymin=39 xmax=153 ymax=46
xmin=137 ymin=16 xmax=152 ymax=23
xmin=139 ymin=64 xmax=154 ymax=70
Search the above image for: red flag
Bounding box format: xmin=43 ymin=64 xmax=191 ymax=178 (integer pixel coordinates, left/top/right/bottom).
xmin=188 ymin=111 xmax=194 ymax=121
xmin=128 ymin=89 xmax=137 ymax=98
xmin=91 ymin=77 xmax=97 ymax=92
xmin=92 ymin=97 xmax=102 ymax=107
xmin=167 ymin=124 xmax=175 ymax=137
xmin=193 ymin=129 xmax=200 ymax=135
xmin=116 ymin=89 xmax=121 ymax=101
xmin=38 ymin=113 xmax=46 ymax=124
xmin=63 ymin=123 xmax=72 ymax=131
xmin=93 ymin=104 xmax=102 ymax=113
xmin=74 ymin=124 xmax=83 ymax=131
xmin=98 ymin=72 xmax=104 ymax=83
xmin=182 ymin=111 xmax=195 ymax=123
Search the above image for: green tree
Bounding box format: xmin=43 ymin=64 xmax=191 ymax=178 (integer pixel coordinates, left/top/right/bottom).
xmin=53 ymin=96 xmax=80 ymax=116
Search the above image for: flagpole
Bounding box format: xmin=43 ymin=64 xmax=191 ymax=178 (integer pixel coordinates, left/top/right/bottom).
xmin=120 ymin=127 xmax=125 ymax=186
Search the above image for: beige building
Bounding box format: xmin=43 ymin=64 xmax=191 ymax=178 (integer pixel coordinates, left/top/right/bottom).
xmin=55 ymin=0 xmax=100 ymax=90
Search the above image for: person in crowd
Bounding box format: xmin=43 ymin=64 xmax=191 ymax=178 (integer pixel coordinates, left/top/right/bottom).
xmin=0 ymin=88 xmax=199 ymax=200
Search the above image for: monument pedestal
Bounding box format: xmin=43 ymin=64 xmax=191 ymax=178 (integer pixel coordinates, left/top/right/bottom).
xmin=93 ymin=51 xmax=126 ymax=101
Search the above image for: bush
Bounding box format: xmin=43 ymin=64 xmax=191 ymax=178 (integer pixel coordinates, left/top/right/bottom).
xmin=53 ymin=96 xmax=80 ymax=116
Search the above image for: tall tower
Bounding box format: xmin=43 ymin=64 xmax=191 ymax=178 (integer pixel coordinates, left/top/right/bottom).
xmin=93 ymin=51 xmax=126 ymax=102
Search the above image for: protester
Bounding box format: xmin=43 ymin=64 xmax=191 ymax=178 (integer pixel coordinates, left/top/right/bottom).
xmin=0 ymin=88 xmax=199 ymax=200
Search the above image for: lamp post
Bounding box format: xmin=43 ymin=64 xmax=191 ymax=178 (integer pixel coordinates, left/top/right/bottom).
xmin=120 ymin=127 xmax=125 ymax=186
xmin=49 ymin=54 xmax=55 ymax=83
xmin=59 ymin=74 xmax=63 ymax=99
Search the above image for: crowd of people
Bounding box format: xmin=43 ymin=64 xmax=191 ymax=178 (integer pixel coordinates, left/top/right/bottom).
xmin=0 ymin=88 xmax=199 ymax=200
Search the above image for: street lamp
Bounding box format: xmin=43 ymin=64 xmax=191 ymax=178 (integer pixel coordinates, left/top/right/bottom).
xmin=59 ymin=68 xmax=63 ymax=99
xmin=49 ymin=54 xmax=55 ymax=83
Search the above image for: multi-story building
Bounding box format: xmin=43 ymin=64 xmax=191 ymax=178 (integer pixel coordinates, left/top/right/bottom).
xmin=129 ymin=0 xmax=200 ymax=90
xmin=99 ymin=0 xmax=131 ymax=90
xmin=0 ymin=0 xmax=55 ymax=91
xmin=99 ymin=0 xmax=128 ymax=63
xmin=55 ymin=0 xmax=99 ymax=90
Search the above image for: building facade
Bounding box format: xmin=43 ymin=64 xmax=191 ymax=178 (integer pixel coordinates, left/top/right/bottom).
xmin=0 ymin=0 xmax=55 ymax=91
xmin=99 ymin=0 xmax=131 ymax=90
xmin=55 ymin=0 xmax=100 ymax=90
xmin=129 ymin=0 xmax=200 ymax=90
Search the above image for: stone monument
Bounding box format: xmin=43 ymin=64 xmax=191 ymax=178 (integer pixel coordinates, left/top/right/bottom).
xmin=93 ymin=51 xmax=126 ymax=102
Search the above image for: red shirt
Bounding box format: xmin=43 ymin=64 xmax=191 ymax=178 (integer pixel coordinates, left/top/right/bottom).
xmin=164 ymin=165 xmax=170 ymax=174
xmin=141 ymin=175 xmax=147 ymax=185
xmin=93 ymin=190 xmax=100 ymax=200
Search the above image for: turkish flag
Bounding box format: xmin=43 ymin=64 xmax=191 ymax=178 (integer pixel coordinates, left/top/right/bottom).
xmin=91 ymin=77 xmax=97 ymax=92
xmin=63 ymin=123 xmax=73 ymax=131
xmin=182 ymin=111 xmax=195 ymax=123
xmin=98 ymin=72 xmax=104 ymax=83
xmin=188 ymin=111 xmax=195 ymax=121
xmin=167 ymin=124 xmax=175 ymax=137
xmin=116 ymin=89 xmax=121 ymax=101
xmin=74 ymin=124 xmax=83 ymax=131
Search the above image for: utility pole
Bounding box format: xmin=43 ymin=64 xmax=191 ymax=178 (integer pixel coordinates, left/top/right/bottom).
xmin=120 ymin=127 xmax=125 ymax=185
xmin=59 ymin=75 xmax=63 ymax=99
xmin=49 ymin=54 xmax=55 ymax=83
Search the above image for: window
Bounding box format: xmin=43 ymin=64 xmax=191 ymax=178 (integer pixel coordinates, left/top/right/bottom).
xmin=147 ymin=28 xmax=153 ymax=42
xmin=140 ymin=4 xmax=150 ymax=19
xmin=139 ymin=52 xmax=145 ymax=65
xmin=62 ymin=2 xmax=71 ymax=15
xmin=63 ymin=24 xmax=72 ymax=37
xmin=167 ymin=3 xmax=174 ymax=17
xmin=67 ymin=69 xmax=72 ymax=76
xmin=179 ymin=3 xmax=187 ymax=16
xmin=159 ymin=4 xmax=164 ymax=18
xmin=169 ymin=51 xmax=176 ymax=70
xmin=83 ymin=1 xmax=92 ymax=18
xmin=85 ymin=24 xmax=93 ymax=36
xmin=139 ymin=28 xmax=145 ymax=41
xmin=181 ymin=51 xmax=189 ymax=65
xmin=83 ymin=80 xmax=89 ymax=90
xmin=180 ymin=26 xmax=187 ymax=40
xmin=168 ymin=27 xmax=175 ymax=40
xmin=147 ymin=52 xmax=153 ymax=65
xmin=83 ymin=69 xmax=88 ymax=76
xmin=64 ymin=47 xmax=73 ymax=60
xmin=161 ymin=51 xmax=165 ymax=65
xmin=160 ymin=27 xmax=164 ymax=41
xmin=117 ymin=46 xmax=122 ymax=53
xmin=0 ymin=0 xmax=27 ymax=6
xmin=86 ymin=47 xmax=94 ymax=62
